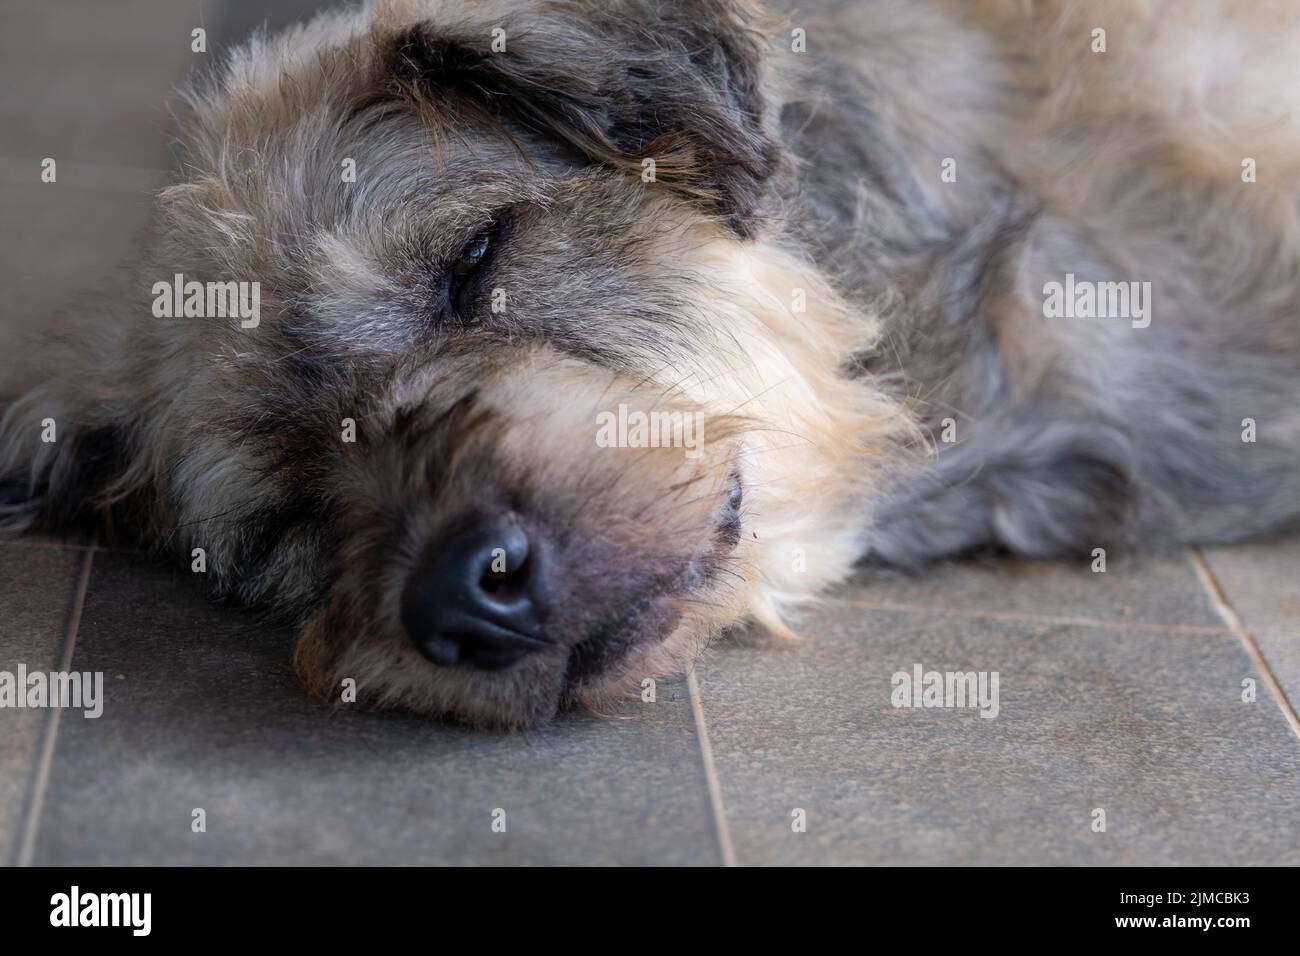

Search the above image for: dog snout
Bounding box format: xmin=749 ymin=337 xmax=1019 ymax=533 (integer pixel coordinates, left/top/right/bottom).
xmin=400 ymin=513 xmax=552 ymax=670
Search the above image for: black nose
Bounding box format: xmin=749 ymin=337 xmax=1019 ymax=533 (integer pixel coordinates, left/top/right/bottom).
xmin=401 ymin=513 xmax=550 ymax=669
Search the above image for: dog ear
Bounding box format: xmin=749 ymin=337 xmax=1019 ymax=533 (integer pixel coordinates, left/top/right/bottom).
xmin=382 ymin=1 xmax=780 ymax=236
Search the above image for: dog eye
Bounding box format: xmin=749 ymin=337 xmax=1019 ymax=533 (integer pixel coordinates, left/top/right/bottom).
xmin=446 ymin=226 xmax=497 ymax=318
xmin=454 ymin=232 xmax=491 ymax=277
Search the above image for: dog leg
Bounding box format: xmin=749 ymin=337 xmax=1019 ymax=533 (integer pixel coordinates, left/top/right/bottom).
xmin=863 ymin=419 xmax=1136 ymax=567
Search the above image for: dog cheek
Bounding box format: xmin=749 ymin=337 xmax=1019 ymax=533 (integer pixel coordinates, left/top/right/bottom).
xmin=633 ymin=227 xmax=916 ymax=629
xmin=570 ymin=575 xmax=753 ymax=713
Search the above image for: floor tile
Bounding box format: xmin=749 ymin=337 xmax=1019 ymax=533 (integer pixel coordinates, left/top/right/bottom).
xmin=1201 ymin=538 xmax=1300 ymax=633
xmin=0 ymin=542 xmax=85 ymax=864
xmin=29 ymin=553 xmax=719 ymax=865
xmin=1200 ymin=539 xmax=1300 ymax=722
xmin=696 ymin=601 xmax=1300 ymax=865
xmin=845 ymin=550 xmax=1224 ymax=631
xmin=1255 ymin=634 xmax=1300 ymax=719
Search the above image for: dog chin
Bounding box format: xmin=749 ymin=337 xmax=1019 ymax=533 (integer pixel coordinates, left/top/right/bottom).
xmin=295 ymin=589 xmax=722 ymax=730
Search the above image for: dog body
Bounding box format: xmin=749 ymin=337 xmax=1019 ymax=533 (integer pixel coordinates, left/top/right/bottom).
xmin=3 ymin=0 xmax=1299 ymax=726
xmin=795 ymin=0 xmax=1300 ymax=566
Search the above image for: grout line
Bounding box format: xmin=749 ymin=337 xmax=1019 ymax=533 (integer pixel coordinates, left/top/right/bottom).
xmin=15 ymin=544 xmax=95 ymax=867
xmin=686 ymin=668 xmax=737 ymax=868
xmin=1189 ymin=547 xmax=1300 ymax=745
xmin=827 ymin=598 xmax=1235 ymax=637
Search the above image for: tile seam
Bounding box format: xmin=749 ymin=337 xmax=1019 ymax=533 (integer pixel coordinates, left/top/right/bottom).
xmin=15 ymin=543 xmax=95 ymax=866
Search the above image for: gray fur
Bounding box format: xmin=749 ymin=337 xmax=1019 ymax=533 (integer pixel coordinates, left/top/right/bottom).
xmin=781 ymin=0 xmax=1300 ymax=564
xmin=2 ymin=0 xmax=1296 ymax=726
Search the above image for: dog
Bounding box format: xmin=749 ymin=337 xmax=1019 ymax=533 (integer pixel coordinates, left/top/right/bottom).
xmin=3 ymin=0 xmax=1299 ymax=728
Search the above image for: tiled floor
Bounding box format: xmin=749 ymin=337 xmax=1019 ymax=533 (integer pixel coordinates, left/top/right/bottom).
xmin=2 ymin=0 xmax=1298 ymax=866
xmin=28 ymin=550 xmax=719 ymax=867
xmin=2 ymin=537 xmax=1299 ymax=866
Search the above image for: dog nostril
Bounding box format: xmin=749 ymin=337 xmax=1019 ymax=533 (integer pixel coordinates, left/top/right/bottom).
xmin=477 ymin=524 xmax=530 ymax=603
xmin=480 ymin=553 xmax=530 ymax=600
xmin=400 ymin=513 xmax=551 ymax=670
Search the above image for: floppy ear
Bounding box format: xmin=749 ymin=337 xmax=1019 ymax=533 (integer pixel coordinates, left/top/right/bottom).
xmin=381 ymin=0 xmax=780 ymax=236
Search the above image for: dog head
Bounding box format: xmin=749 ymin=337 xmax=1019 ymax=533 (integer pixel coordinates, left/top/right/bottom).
xmin=0 ymin=0 xmax=907 ymax=727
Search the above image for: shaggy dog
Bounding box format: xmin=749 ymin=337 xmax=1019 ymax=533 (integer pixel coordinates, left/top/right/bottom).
xmin=3 ymin=0 xmax=1299 ymax=727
